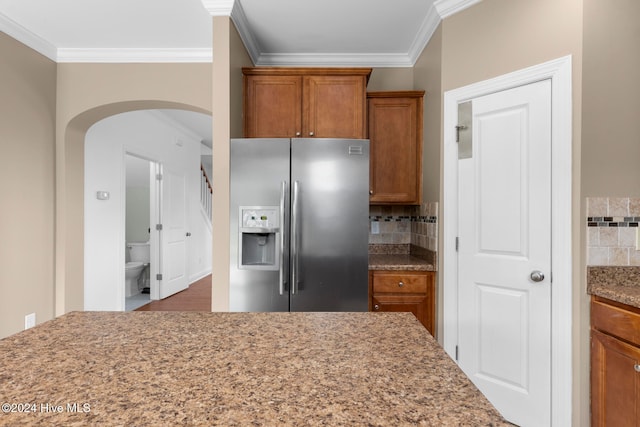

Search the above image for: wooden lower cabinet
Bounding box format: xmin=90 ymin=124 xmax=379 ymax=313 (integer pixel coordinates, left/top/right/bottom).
xmin=591 ymin=296 xmax=640 ymax=426
xmin=369 ymin=270 xmax=435 ymax=335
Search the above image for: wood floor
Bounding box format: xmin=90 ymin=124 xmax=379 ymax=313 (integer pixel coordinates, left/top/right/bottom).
xmin=135 ymin=274 xmax=212 ymax=311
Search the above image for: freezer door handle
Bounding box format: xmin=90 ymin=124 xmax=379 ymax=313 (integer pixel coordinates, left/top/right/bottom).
xmin=279 ymin=181 xmax=287 ymax=296
xmin=291 ymin=180 xmax=300 ymax=295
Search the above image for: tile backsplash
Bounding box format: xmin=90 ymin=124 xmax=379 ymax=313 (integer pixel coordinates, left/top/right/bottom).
xmin=587 ymin=197 xmax=640 ymax=266
xmin=369 ymin=202 xmax=438 ymax=253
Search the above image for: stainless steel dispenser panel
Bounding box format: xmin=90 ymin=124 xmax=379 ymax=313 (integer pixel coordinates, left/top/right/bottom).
xmin=230 ymin=139 xmax=290 ymax=312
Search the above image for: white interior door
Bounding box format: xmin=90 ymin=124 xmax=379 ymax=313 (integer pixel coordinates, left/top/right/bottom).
xmin=159 ymin=165 xmax=188 ymax=299
xmin=457 ymin=79 xmax=552 ymax=426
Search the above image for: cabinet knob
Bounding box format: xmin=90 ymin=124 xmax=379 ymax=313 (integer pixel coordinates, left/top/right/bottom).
xmin=309 ymin=132 xmax=314 ymax=136
xmin=369 ymin=190 xmax=373 ymax=195
xmin=398 ymin=281 xmax=404 ymax=287
xmin=295 ymin=132 xmax=301 ymax=137
xmin=374 ymin=304 xmax=380 ymax=311
xmin=635 ymin=364 xmax=640 ymax=373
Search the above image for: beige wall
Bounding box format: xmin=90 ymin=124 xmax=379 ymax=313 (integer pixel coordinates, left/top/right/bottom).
xmin=0 ymin=34 xmax=57 ymax=338
xmin=438 ymin=0 xmax=586 ymax=424
xmin=413 ymin=25 xmax=443 ymax=339
xmin=211 ymin=17 xmax=254 ymax=311
xmin=582 ymin=0 xmax=640 ymax=197
xmin=367 ymin=68 xmax=414 ymax=91
xmin=414 ymin=26 xmax=443 ymax=209
xmin=229 ymin=21 xmax=254 ymax=138
xmin=55 ymin=62 xmax=212 ymax=315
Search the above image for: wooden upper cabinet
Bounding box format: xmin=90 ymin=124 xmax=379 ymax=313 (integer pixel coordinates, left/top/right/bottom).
xmin=243 ymin=74 xmax=302 ymax=138
xmin=367 ymin=91 xmax=424 ymax=205
xmin=303 ymin=75 xmax=367 ymax=139
xmin=243 ymin=68 xmax=371 ymax=139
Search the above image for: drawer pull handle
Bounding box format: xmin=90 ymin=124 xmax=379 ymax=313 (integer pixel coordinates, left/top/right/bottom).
xmin=635 ymin=364 xmax=640 ymax=373
xmin=398 ymin=281 xmax=405 ymax=287
xmin=374 ymin=304 xmax=380 ymax=311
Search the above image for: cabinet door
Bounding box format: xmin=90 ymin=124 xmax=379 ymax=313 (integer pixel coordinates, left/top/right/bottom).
xmin=371 ymin=271 xmax=435 ymax=334
xmin=372 ymin=294 xmax=428 ymax=328
xmin=303 ymin=75 xmax=366 ymax=139
xmin=244 ymin=75 xmax=302 ymax=138
xmin=591 ymin=329 xmax=640 ymax=427
xmin=368 ymin=94 xmax=423 ymax=204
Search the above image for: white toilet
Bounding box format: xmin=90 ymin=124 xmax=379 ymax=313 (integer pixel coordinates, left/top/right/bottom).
xmin=125 ymin=242 xmax=150 ymax=297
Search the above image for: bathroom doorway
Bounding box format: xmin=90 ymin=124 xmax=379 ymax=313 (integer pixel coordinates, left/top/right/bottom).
xmin=124 ymin=153 xmax=157 ymax=311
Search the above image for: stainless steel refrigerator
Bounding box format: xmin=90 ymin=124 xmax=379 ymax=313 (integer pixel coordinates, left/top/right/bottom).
xmin=229 ymin=138 xmax=370 ymax=312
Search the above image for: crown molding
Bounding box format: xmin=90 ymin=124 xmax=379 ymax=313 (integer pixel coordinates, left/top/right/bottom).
xmin=254 ymin=52 xmax=415 ymax=68
xmin=434 ymin=0 xmax=482 ymax=19
xmin=0 ymin=12 xmax=57 ymax=61
xmin=407 ymin=3 xmax=442 ymax=65
xmin=56 ymin=48 xmax=212 ymax=63
xmin=201 ymin=0 xmax=235 ymax=17
xmin=229 ymin=1 xmax=260 ymax=65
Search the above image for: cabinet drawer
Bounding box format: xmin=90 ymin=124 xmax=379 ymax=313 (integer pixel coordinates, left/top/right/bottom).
xmin=592 ymin=299 xmax=640 ymax=346
xmin=372 ymin=273 xmax=427 ymax=294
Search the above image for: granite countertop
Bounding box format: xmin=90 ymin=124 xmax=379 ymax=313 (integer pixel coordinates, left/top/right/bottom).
xmin=0 ymin=311 xmax=508 ymax=426
xmin=368 ymin=254 xmax=435 ymax=271
xmin=587 ymin=266 xmax=640 ymax=308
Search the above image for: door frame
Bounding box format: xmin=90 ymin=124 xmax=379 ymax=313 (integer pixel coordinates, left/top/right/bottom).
xmin=442 ymin=55 xmax=572 ymax=426
xmin=122 ymin=151 xmax=161 ymax=305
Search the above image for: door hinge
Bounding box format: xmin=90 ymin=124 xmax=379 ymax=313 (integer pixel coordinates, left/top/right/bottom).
xmin=156 ymin=173 xmax=163 ymax=181
xmin=156 ymin=224 xmax=163 ymax=231
xmin=156 ymin=273 xmax=163 ymax=281
xmin=455 ymin=345 xmax=459 ymax=361
xmin=455 ymin=237 xmax=459 ymax=252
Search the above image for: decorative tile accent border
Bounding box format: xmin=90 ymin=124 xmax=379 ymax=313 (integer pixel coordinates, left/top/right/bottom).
xmin=587 ymin=217 xmax=640 ymax=227
xmin=587 ymin=197 xmax=640 ymax=266
xmin=368 ymin=214 xmax=437 ymax=223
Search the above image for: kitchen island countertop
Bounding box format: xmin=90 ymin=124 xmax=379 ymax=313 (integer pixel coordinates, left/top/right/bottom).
xmin=0 ymin=311 xmax=507 ymax=426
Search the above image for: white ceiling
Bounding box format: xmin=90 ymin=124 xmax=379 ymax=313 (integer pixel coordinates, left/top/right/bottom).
xmin=0 ymin=0 xmax=479 ymax=66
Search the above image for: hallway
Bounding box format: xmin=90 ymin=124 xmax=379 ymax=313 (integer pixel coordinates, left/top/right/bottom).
xmin=135 ymin=275 xmax=212 ymax=311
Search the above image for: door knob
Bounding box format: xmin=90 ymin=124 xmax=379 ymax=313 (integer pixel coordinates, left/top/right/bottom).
xmin=530 ymin=270 xmax=545 ymax=282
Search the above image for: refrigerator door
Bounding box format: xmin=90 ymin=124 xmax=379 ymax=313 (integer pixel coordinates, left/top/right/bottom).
xmin=290 ymin=138 xmax=370 ymax=311
xmin=230 ymin=139 xmax=290 ymax=311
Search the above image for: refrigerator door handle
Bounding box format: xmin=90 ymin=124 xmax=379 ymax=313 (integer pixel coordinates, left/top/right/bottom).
xmin=291 ymin=180 xmax=300 ymax=295
xmin=279 ymin=181 xmax=287 ymax=296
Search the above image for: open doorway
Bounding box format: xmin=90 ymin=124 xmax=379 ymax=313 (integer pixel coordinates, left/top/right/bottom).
xmin=124 ymin=154 xmax=155 ymax=311
xmin=84 ymin=109 xmax=212 ymax=311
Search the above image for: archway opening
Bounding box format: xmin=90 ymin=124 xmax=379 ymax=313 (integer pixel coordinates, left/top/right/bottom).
xmin=59 ymin=101 xmax=212 ymax=314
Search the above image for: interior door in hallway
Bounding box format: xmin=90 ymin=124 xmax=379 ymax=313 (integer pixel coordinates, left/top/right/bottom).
xmin=159 ymin=165 xmax=188 ymax=299
xmin=457 ymin=79 xmax=552 ymax=426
